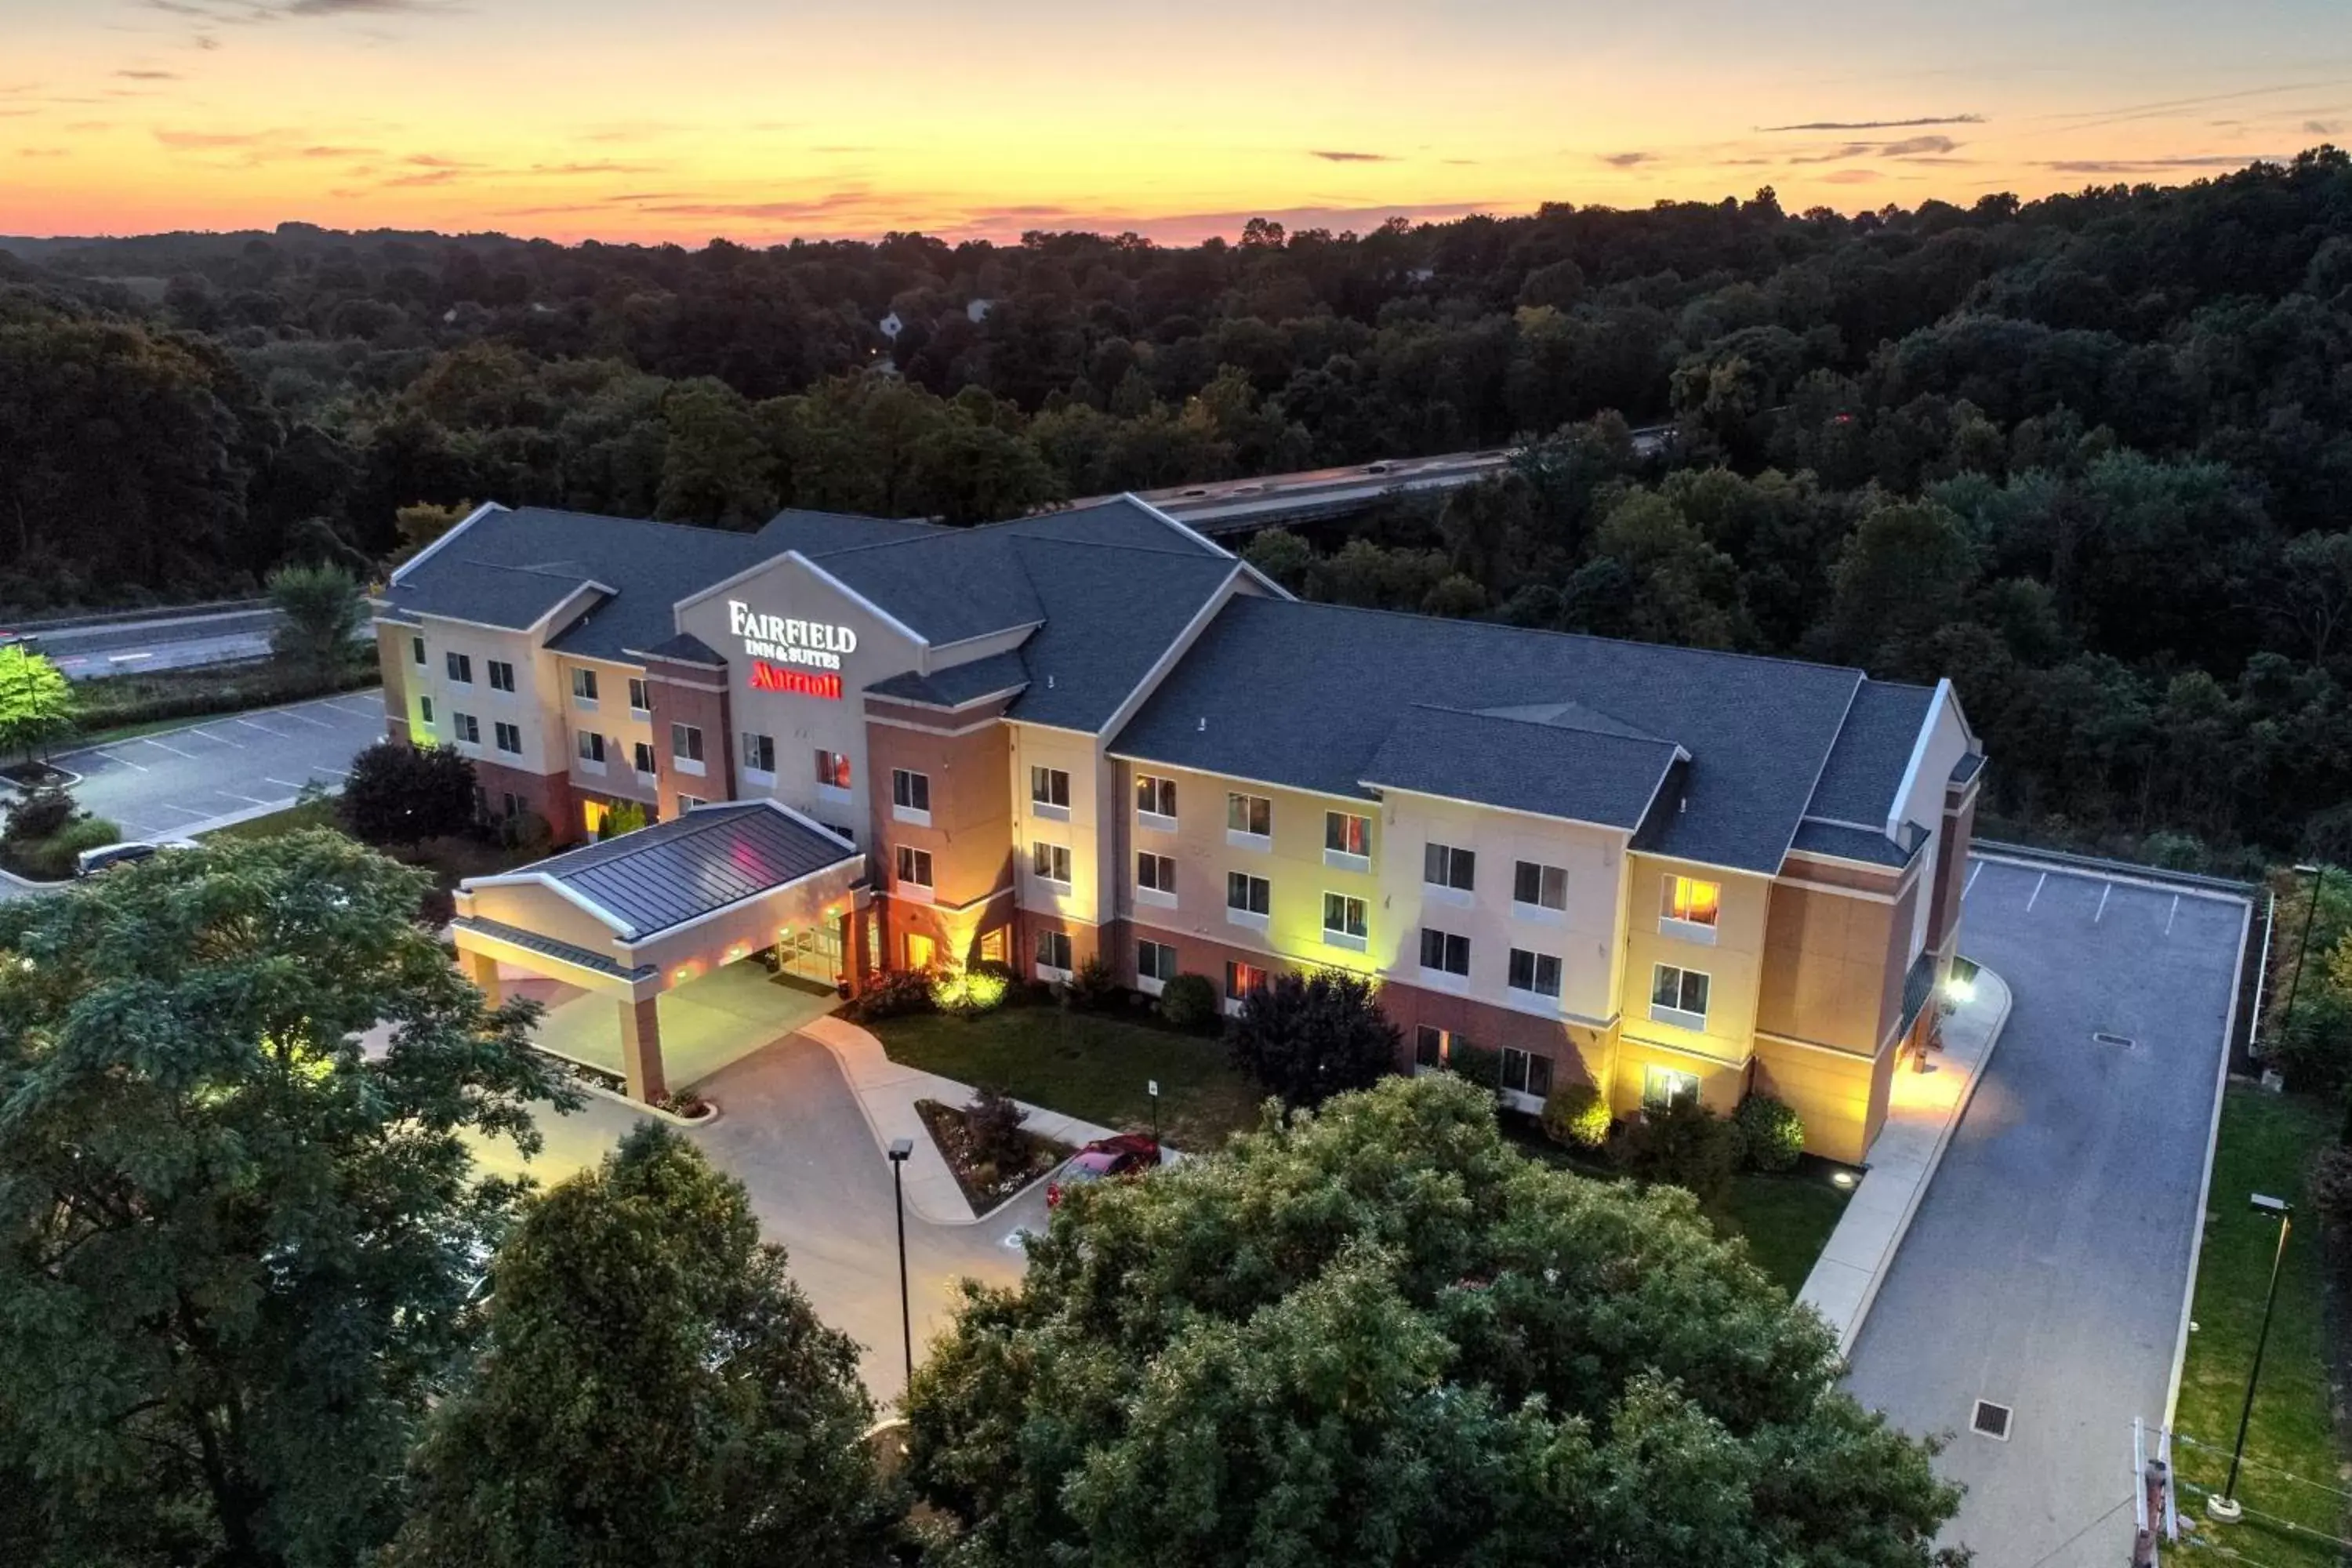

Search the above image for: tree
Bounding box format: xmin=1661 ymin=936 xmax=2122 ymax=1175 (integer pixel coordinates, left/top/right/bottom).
xmin=388 ymin=499 xmax=474 ymax=568
xmin=339 ymin=739 xmax=478 ymax=846
xmin=1226 ymin=967 xmax=1401 ymax=1107
xmin=906 ymin=1074 xmax=1962 ymax=1566
xmin=0 ymin=644 xmax=77 ymax=763
xmin=0 ymin=831 xmax=570 ymax=1566
xmin=392 ymin=1125 xmax=891 ymax=1568
xmin=267 ymin=561 xmax=364 ymax=684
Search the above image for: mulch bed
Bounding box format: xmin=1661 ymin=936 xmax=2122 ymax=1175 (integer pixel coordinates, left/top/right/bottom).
xmin=915 ymin=1098 xmax=1073 ymax=1216
xmin=1 ymin=761 xmax=71 ymax=790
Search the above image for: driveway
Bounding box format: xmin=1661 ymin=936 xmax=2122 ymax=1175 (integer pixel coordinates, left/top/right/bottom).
xmin=529 ymin=962 xmax=842 ymax=1091
xmin=472 ymin=1030 xmax=1040 ymax=1408
xmin=48 ymin=691 xmax=390 ymax=840
xmin=1844 ymin=857 xmax=2249 ymax=1566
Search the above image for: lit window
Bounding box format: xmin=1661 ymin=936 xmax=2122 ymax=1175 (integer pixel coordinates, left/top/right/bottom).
xmin=488 ymin=659 xmax=516 ymax=692
xmin=1324 ymin=811 xmax=1371 ymax=858
xmin=1032 ymin=841 xmax=1072 ymax=885
xmin=445 ymin=652 xmax=473 ymax=684
xmin=1323 ymin=891 xmax=1368 ymax=943
xmin=576 ymin=731 xmax=605 ymax=764
xmin=895 ymin=845 xmax=934 ymax=889
xmin=1030 ymin=765 xmax=1070 ymax=811
xmin=1136 ymin=774 xmax=1177 ymax=819
xmin=815 ymin=750 xmax=851 ymax=789
xmin=1224 ymin=959 xmax=1269 ymax=1000
xmin=670 ymin=724 xmax=703 ymax=764
xmin=1036 ymin=929 xmax=1073 ymax=973
xmin=1513 ymin=860 xmax=1568 ymax=910
xmin=1225 ymin=871 xmax=1270 ymax=916
xmin=494 ymin=720 xmax=521 ymax=755
xmin=892 ymin=769 xmax=931 ymax=812
xmin=628 ymin=677 xmax=650 ymax=713
xmin=1507 ymin=947 xmax=1562 ymax=998
xmin=571 ymin=667 xmax=598 ymax=703
xmin=1663 ymin=876 xmax=1721 ymax=928
xmin=1650 ymin=964 xmax=1711 ymax=1024
xmin=1643 ymin=1065 xmax=1700 ymax=1110
xmin=1137 ymin=851 xmax=1177 ymax=894
xmin=1226 ymin=793 xmax=1272 ymax=837
xmin=1424 ymin=841 xmax=1475 ymax=892
xmin=1138 ymin=939 xmax=1179 ymax=983
xmin=742 ymin=732 xmax=775 ymax=775
xmin=1419 ymin=927 xmax=1470 ymax=976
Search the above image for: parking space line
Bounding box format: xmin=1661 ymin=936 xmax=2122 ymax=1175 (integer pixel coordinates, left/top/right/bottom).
xmin=156 ymin=804 xmax=211 ymax=819
xmin=186 ymin=726 xmax=242 ymax=748
xmin=2167 ymin=895 xmax=2180 ymax=936
xmin=139 ymin=737 xmax=196 ymax=760
xmin=2096 ymin=884 xmax=2111 ymax=924
xmin=263 ymin=777 xmax=306 ymax=790
xmin=1965 ymin=862 xmax=1984 ymax=899
xmin=2026 ymin=871 xmax=2046 ymax=912
xmin=222 ymin=793 xmax=274 ymax=807
xmin=276 ymin=710 xmax=332 ymax=728
xmin=320 ymin=698 xmax=383 ymax=719
xmin=234 ymin=718 xmax=288 ymax=736
xmin=92 ymin=748 xmax=148 ymax=773
xmin=307 ymin=765 xmax=350 ymax=776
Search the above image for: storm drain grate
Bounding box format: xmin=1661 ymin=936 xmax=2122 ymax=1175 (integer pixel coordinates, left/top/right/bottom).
xmin=1971 ymin=1400 xmax=2013 ymax=1441
xmin=2092 ymin=1032 xmax=2136 ymax=1049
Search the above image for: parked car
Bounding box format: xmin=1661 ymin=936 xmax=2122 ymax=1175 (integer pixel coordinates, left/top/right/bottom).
xmin=74 ymin=840 xmax=169 ymax=878
xmin=1046 ymin=1132 xmax=1161 ymax=1209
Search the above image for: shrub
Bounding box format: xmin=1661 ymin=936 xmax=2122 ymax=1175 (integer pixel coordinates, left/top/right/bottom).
xmin=1157 ymin=971 xmax=1219 ymax=1032
xmin=1614 ymin=1096 xmax=1744 ymax=1202
xmin=1063 ymin=953 xmax=1120 ymax=1011
xmin=3 ymin=785 xmax=77 ymax=844
xmin=1540 ymin=1081 xmax=1612 ymax=1151
xmin=1443 ymin=1041 xmax=1504 ymax=1097
xmin=931 ymin=966 xmax=1011 ymax=1018
xmin=1734 ymin=1094 xmax=1805 ymax=1171
xmin=964 ymin=1086 xmax=1029 ymax=1171
xmin=841 ymin=968 xmax=935 ymax=1022
xmin=339 ymin=740 xmax=477 ymax=847
xmin=15 ymin=816 xmax=123 ymax=880
xmin=1228 ymin=968 xmax=1401 ymax=1109
xmin=2309 ymin=1144 xmax=2352 ymax=1236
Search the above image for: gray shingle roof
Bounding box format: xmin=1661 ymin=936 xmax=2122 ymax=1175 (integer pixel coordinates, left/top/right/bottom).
xmin=868 ymin=649 xmax=1030 ymax=708
xmin=1360 ymin=705 xmax=1681 ymax=829
xmin=1110 ymin=597 xmax=1862 ymax=874
xmin=632 ymin=631 xmax=725 ymax=666
xmin=757 ymin=508 xmax=949 ymax=554
xmin=999 ymin=539 xmax=1236 ymax=731
xmin=500 ymin=801 xmax=859 ymax=938
xmin=1806 ymin=679 xmax=1933 ymax=826
xmin=1788 ymin=818 xmax=1925 ymax=869
xmin=1950 ymin=751 xmax=1985 ymax=786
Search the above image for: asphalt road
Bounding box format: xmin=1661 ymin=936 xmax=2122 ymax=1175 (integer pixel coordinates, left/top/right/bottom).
xmin=27 ymin=607 xmax=281 ymax=680
xmin=1845 ymin=857 xmax=2248 ymax=1566
xmin=48 ymin=689 xmax=390 ymax=843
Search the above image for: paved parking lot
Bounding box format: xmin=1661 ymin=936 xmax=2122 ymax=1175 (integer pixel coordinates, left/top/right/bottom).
xmin=1846 ymin=856 xmax=2249 ymax=1566
xmin=51 ymin=691 xmax=389 ymax=841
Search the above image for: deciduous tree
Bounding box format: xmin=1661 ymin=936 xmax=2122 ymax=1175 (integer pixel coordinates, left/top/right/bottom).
xmin=1225 ymin=967 xmax=1400 ymax=1108
xmin=339 ymin=739 xmax=478 ymax=846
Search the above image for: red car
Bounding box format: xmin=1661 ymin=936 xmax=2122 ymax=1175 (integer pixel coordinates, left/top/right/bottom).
xmin=1047 ymin=1133 xmax=1161 ymax=1208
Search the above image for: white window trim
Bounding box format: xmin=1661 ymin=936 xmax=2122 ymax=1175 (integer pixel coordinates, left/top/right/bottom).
xmin=816 ymin=782 xmax=855 ymax=805
xmin=1418 ymin=965 xmax=1472 ymax=995
xmin=1032 ymin=800 xmax=1072 ymax=822
xmin=742 ymin=767 xmax=778 ymax=788
xmin=1138 ymin=974 xmax=1167 ymax=998
xmin=576 ymin=757 xmax=608 ymax=776
xmin=1660 ymin=914 xmax=1720 ymax=946
xmin=1650 ymin=1002 xmax=1709 ymax=1032
xmin=1227 ymin=907 xmax=1270 ymax=933
xmin=1323 ymin=848 xmax=1371 ymax=873
xmin=1135 ymin=884 xmax=1178 ymax=909
xmin=676 ymin=757 xmax=707 ymax=778
xmin=1321 ymin=893 xmax=1369 ymax=951
xmin=1425 ymin=883 xmax=1475 ymax=909
xmin=1225 ymin=828 xmax=1272 ymax=853
xmin=1036 ymin=963 xmax=1074 ymax=984
xmin=893 ymin=805 xmax=933 ymax=828
xmin=1138 ymin=809 xmax=1179 ymax=835
xmin=1033 ymin=846 xmax=1073 ymax=888
xmin=896 ymin=880 xmax=935 ymax=906
xmin=1512 ymin=901 xmax=1569 ymax=927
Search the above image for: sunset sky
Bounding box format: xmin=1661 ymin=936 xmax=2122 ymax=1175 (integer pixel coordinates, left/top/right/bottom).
xmin=6 ymin=0 xmax=2349 ymax=245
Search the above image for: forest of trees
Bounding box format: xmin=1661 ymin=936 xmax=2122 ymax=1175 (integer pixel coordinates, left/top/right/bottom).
xmin=6 ymin=147 xmax=2352 ymax=865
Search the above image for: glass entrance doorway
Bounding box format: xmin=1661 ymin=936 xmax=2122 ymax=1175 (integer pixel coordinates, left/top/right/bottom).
xmin=775 ymin=924 xmax=843 ymax=986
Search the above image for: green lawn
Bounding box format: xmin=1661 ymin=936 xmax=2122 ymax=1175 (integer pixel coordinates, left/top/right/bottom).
xmin=2170 ymin=1085 xmax=2345 ymax=1561
xmin=1710 ymin=1171 xmax=1852 ymax=1298
xmin=866 ymin=1004 xmax=1269 ymax=1153
xmin=200 ymin=797 xmax=341 ymax=842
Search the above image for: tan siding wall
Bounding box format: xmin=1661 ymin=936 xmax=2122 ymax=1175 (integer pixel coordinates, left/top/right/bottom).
xmin=1617 ymin=852 xmax=1769 ymax=1065
xmin=1758 ymin=880 xmax=1899 ymax=1052
xmin=1750 ymin=1038 xmax=1878 ymax=1163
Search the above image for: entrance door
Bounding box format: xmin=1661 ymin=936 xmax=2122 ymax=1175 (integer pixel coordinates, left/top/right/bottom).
xmin=776 ymin=924 xmax=844 ymax=985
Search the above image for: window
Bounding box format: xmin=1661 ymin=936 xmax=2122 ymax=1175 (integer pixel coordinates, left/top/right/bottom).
xmin=677 ymin=793 xmax=706 ymax=811
xmin=1507 ymin=947 xmax=1563 ymax=999
xmin=1415 ymin=1025 xmax=1446 ymax=1069
xmin=627 ymin=677 xmax=650 ymax=713
xmin=1136 ymin=773 xmax=1177 ymax=821
xmin=742 ymin=731 xmax=775 ymax=775
xmin=1138 ymin=939 xmax=1179 ymax=984
xmin=1031 ymin=841 xmax=1072 ymax=885
xmin=1224 ymin=959 xmax=1269 ymax=1000
xmin=892 ymin=768 xmax=931 ymax=813
xmin=571 ymin=667 xmax=598 ymax=703
xmin=633 ymin=740 xmax=656 ymax=775
xmin=1226 ymin=792 xmax=1272 ymax=837
xmin=1029 ymin=765 xmax=1070 ymax=812
xmin=1650 ymin=964 xmax=1711 ymax=1025
xmin=445 ymin=652 xmax=473 ymax=684
xmin=905 ymin=932 xmax=936 ymax=971
xmin=1501 ymin=1047 xmax=1554 ymax=1098
xmin=1643 ymin=1065 xmax=1700 ymax=1111
xmin=487 ymin=659 xmax=515 ymax=692
xmin=1324 ymin=811 xmax=1372 ymax=862
xmin=1662 ymin=875 xmax=1722 ymax=930
xmin=1513 ymin=859 xmax=1569 ymax=911
xmin=418 ymin=695 xmax=434 ymax=725
xmin=1322 ymin=891 xmax=1368 ymax=947
xmin=1423 ymin=841 xmax=1475 ymax=892
xmin=670 ymin=723 xmax=704 ymax=764
xmin=1036 ymin=928 xmax=1074 ymax=974
xmin=1419 ymin=927 xmax=1471 ymax=976
xmin=815 ymin=750 xmax=851 ymax=789
xmin=576 ymin=731 xmax=606 ymax=765
xmin=493 ymin=720 xmax=521 ymax=755
xmin=1225 ymin=871 xmax=1271 ymax=916
xmin=452 ymin=712 xmax=480 ymax=745
xmin=895 ymin=845 xmax=934 ymax=889
xmin=410 ymin=635 xmax=426 ymax=666
xmin=1136 ymin=851 xmax=1177 ymax=895
xmin=499 ymin=790 xmax=524 ymax=819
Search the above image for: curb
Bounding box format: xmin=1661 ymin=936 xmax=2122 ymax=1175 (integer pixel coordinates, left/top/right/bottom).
xmin=0 ymin=864 xmax=70 ymax=892
xmin=564 ymin=1070 xmax=722 ymax=1131
xmin=1813 ymin=965 xmax=2014 ymax=1358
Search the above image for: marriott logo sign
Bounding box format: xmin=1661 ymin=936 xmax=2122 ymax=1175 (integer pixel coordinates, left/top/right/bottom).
xmin=728 ymin=601 xmax=857 ymax=671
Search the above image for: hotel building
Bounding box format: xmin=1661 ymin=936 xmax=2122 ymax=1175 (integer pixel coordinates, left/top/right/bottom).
xmin=375 ymin=497 xmax=1980 ymax=1162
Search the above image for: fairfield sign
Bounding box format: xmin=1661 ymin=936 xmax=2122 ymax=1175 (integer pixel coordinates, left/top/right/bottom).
xmin=728 ymin=601 xmax=856 ymax=670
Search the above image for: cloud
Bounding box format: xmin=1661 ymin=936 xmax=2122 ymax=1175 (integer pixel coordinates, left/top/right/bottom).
xmin=379 ymin=166 xmax=463 ymax=187
xmin=283 ymin=0 xmax=462 ymax=15
xmin=1758 ymin=114 xmax=1983 ymax=132
xmin=300 ymin=143 xmax=375 ymax=157
xmin=193 ymin=34 xmax=223 ymax=49
xmin=2041 ymin=154 xmax=2283 ymax=173
xmin=114 ymin=69 xmax=182 ymax=80
xmin=1879 ymin=134 xmax=1958 ymax=157
xmin=402 ymin=152 xmax=478 ymax=169
xmin=1788 ymin=143 xmax=1873 ymax=164
xmin=2307 ymin=119 xmax=2346 ymax=134
xmin=1599 ymin=151 xmax=1653 ymax=168
xmin=1821 ymin=169 xmax=1885 ymax=183
xmin=809 ymin=144 xmax=876 ymax=154
xmin=529 ymin=160 xmax=663 ymax=176
xmin=1310 ymin=150 xmax=1393 ymax=162
xmin=634 ymin=191 xmax=878 ymax=219
xmin=18 ymin=148 xmax=67 ymax=158
xmin=154 ymin=127 xmax=278 ymax=147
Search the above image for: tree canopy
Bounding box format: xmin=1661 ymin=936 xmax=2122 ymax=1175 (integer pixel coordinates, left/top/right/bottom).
xmin=905 ymin=1073 xmax=1962 ymax=1566
xmin=1226 ymin=966 xmax=1401 ymax=1106
xmin=338 ymin=738 xmax=477 ymax=846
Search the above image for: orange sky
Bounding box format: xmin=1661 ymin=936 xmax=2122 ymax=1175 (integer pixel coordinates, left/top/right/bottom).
xmin=5 ymin=1 xmax=2348 ymax=244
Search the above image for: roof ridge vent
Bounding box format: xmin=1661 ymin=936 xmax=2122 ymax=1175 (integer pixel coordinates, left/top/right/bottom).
xmin=1196 ymin=716 xmax=1207 ymax=732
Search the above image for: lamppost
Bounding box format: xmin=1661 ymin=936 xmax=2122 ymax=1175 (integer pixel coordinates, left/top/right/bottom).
xmin=887 ymin=1136 xmax=914 ymax=1397
xmin=1147 ymin=1078 xmax=1160 ymax=1151
xmin=2284 ymin=863 xmax=2328 ymax=1029
xmin=2211 ymin=1192 xmax=2294 ymax=1523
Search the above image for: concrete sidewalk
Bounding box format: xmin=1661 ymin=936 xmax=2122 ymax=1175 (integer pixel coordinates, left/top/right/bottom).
xmin=1798 ymin=966 xmax=2013 ymax=1352
xmin=800 ymin=1014 xmax=1125 ymax=1226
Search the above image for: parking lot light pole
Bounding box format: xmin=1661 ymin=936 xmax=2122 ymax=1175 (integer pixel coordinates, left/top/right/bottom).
xmin=887 ymin=1137 xmax=914 ymax=1397
xmin=2212 ymin=1193 xmax=2294 ymax=1523
xmin=2284 ymin=863 xmax=2327 ymax=1028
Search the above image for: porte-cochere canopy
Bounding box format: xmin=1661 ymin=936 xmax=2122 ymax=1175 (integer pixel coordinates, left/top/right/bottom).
xmin=450 ymin=800 xmax=868 ymax=1100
